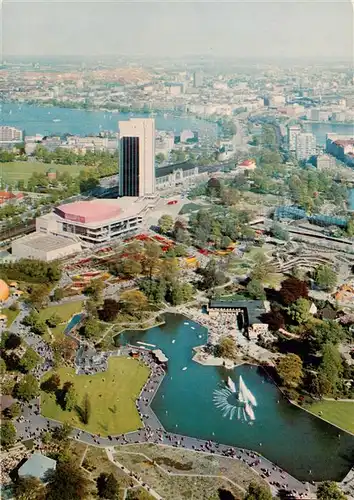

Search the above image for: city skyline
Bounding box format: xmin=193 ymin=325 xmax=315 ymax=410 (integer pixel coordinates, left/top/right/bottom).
xmin=1 ymin=0 xmax=353 ymax=59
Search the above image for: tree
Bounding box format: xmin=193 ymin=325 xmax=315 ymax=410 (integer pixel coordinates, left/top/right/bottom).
xmin=220 ymin=235 xmax=232 ymax=250
xmin=45 ymin=460 xmax=91 ymax=500
xmin=314 ymin=264 xmax=337 ymax=291
xmin=41 ymin=373 xmax=61 ymax=393
xmin=52 ymin=422 xmax=73 ymax=442
xmin=198 ymin=259 xmax=227 ymax=291
xmin=158 ymin=258 xmax=179 ymax=281
xmin=288 ymin=298 xmax=311 ymax=325
xmin=276 ymin=354 xmax=303 ymax=388
xmin=80 ymin=393 xmax=91 ymax=425
xmin=19 ymin=348 xmax=42 ymax=373
xmin=53 ymin=287 xmax=64 ymax=302
xmin=83 ymin=318 xmax=101 ymax=340
xmin=158 ymin=214 xmax=174 ymax=234
xmin=85 ymin=280 xmax=104 ymax=305
xmin=64 ymin=385 xmax=77 ymax=411
xmin=142 ymin=242 xmax=162 ymax=278
xmin=261 ymin=310 xmax=285 ymax=332
xmin=318 ymin=343 xmax=343 ymax=394
xmin=270 ymin=222 xmax=290 ymax=241
xmin=52 ymin=338 xmax=77 ymax=363
xmin=0 ymin=421 xmax=16 ymax=449
xmin=14 ymin=374 xmax=40 ymax=401
xmin=96 ymin=472 xmax=119 ymax=499
xmin=0 ymin=357 xmax=6 ymax=374
xmin=215 ymin=336 xmax=237 ymax=360
xmin=250 ymin=252 xmax=275 ymax=283
xmin=317 ymin=481 xmax=347 ymax=500
xmin=99 ymin=299 xmax=120 ymax=322
xmin=247 ymin=279 xmax=266 ymax=300
xmin=279 ymin=277 xmax=308 ymax=306
xmin=244 ymin=481 xmax=273 ymax=500
xmin=5 ymin=402 xmax=21 ymax=419
xmin=309 ymin=320 xmax=345 ymax=351
xmin=122 ymin=259 xmax=142 ymax=278
xmin=119 ymin=290 xmax=148 ymax=315
xmin=4 ymin=333 xmax=22 ymax=350
xmin=12 ymin=476 xmax=45 ymax=500
xmin=27 ymin=284 xmax=50 ymax=310
xmin=47 ymin=313 xmax=62 ymax=328
xmin=126 ymin=490 xmax=155 ymax=500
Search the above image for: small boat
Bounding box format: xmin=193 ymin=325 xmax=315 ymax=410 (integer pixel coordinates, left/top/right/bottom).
xmin=172 ymin=339 xmax=175 ymax=344
xmin=182 ymin=367 xmax=187 ymax=371
xmin=53 ymin=118 xmax=61 ymax=123
xmin=184 ymin=322 xmax=189 ymax=325
xmin=191 ymin=326 xmax=195 ymax=330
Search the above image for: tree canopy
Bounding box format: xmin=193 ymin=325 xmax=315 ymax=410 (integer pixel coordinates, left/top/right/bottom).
xmin=276 ymin=353 xmax=303 ymax=388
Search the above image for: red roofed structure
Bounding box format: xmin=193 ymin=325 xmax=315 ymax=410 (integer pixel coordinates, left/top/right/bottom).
xmin=238 ymin=159 xmax=257 ymax=170
xmin=55 ymin=201 xmax=122 ymax=224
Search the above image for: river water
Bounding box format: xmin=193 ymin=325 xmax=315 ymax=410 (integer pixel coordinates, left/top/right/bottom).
xmin=115 ymin=313 xmax=354 ymax=482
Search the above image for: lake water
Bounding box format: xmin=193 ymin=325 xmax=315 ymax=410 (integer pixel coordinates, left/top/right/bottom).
xmin=304 ymin=122 xmax=354 ymax=146
xmin=115 ymin=313 xmax=354 ymax=482
xmin=0 ymin=102 xmax=219 ymax=141
xmin=2 ymin=102 xmax=353 ymax=148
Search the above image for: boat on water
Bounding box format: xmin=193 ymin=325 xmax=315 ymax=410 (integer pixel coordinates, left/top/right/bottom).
xmin=53 ymin=118 xmax=61 ymax=123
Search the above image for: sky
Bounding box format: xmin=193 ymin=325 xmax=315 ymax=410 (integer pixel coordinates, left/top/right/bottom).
xmin=1 ymin=0 xmax=354 ymax=60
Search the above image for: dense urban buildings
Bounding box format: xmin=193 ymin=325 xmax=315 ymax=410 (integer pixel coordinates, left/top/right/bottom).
xmin=118 ymin=118 xmax=155 ymax=197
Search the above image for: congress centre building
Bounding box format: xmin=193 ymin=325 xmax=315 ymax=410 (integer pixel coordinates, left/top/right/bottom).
xmin=35 ymin=197 xmax=157 ymax=246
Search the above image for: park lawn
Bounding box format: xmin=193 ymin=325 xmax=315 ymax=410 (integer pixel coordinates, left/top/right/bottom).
xmin=51 ymin=324 xmax=66 ymax=338
xmin=0 ymin=161 xmax=90 ymax=184
xmin=307 ymin=400 xmax=354 ymax=434
xmin=38 ymin=300 xmax=84 ymax=323
xmin=40 ymin=356 xmax=150 ymax=436
xmin=1 ymin=308 xmax=20 ymax=326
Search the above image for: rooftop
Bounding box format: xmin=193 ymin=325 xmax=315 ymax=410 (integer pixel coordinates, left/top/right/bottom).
xmin=209 ymin=299 xmax=266 ymax=325
xmin=49 ymin=197 xmax=154 ymax=227
xmin=17 ymin=233 xmax=80 ymax=252
xmin=18 ymin=453 xmax=56 ymax=481
xmin=156 ymin=161 xmax=196 ymax=177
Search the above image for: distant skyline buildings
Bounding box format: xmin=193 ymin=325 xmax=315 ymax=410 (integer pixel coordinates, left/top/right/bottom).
xmin=118 ymin=118 xmax=155 ymax=198
xmin=1 ymin=1 xmax=353 ymax=59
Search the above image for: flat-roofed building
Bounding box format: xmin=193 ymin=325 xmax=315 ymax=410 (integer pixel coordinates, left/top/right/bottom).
xmin=0 ymin=126 xmax=23 ymax=143
xmin=156 ymin=161 xmax=199 ymax=190
xmin=12 ymin=233 xmax=81 ymax=261
xmin=36 ymin=197 xmax=156 ymax=246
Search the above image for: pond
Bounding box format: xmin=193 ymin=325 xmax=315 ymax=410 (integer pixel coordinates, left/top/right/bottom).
xmin=115 ymin=313 xmax=354 ymax=482
xmin=64 ymin=313 xmax=84 ymax=334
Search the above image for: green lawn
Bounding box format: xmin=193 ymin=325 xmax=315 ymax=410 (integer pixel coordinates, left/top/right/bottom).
xmin=307 ymin=400 xmax=354 ymax=434
xmin=38 ymin=301 xmax=84 ymax=323
xmin=40 ymin=357 xmax=150 ymax=435
xmin=0 ymin=161 xmax=89 ymax=184
xmin=1 ymin=308 xmax=20 ymax=326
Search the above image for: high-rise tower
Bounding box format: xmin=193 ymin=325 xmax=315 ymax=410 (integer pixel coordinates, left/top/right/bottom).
xmin=118 ymin=118 xmax=155 ymax=197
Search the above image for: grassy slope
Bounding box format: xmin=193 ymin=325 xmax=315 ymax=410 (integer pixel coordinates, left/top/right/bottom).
xmin=0 ymin=161 xmax=89 ymax=183
xmin=307 ymin=400 xmax=354 ymax=434
xmin=41 ymin=357 xmax=150 ymax=435
xmin=38 ymin=300 xmax=84 ymax=323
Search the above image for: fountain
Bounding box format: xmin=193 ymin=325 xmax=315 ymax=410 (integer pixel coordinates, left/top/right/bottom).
xmin=214 ymin=376 xmax=257 ymax=421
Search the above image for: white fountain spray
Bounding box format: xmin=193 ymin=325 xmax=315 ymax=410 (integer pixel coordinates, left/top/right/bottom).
xmin=213 ymin=376 xmax=257 ymax=422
